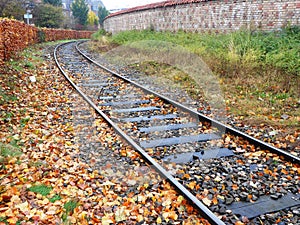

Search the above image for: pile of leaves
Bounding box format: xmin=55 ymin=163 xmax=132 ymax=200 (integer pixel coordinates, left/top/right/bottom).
xmin=0 ymin=43 xmax=209 ymax=224
xmin=0 ymin=18 xmax=38 ymax=60
xmin=0 ymin=18 xmax=94 ymax=61
xmin=41 ymin=28 xmax=94 ymax=42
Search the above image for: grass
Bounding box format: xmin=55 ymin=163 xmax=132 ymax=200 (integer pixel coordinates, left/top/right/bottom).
xmin=0 ymin=143 xmax=22 ymax=158
xmin=62 ymin=200 xmax=78 ymax=221
xmin=103 ymin=26 xmax=300 ymax=76
xmin=89 ymin=27 xmax=299 ymax=127
xmin=49 ymin=194 xmax=62 ymax=203
xmin=0 ymin=217 xmax=8 ymax=225
xmin=0 ymin=142 xmax=22 ymax=170
xmin=8 ymin=47 xmax=43 ymax=71
xmin=0 ymin=83 xmax=17 ymax=105
xmin=20 ymin=117 xmax=30 ymax=128
xmin=28 ymin=184 xmax=52 ymax=196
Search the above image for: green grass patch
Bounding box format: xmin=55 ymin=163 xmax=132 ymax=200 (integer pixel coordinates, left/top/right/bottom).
xmin=92 ymin=27 xmax=299 ymax=127
xmin=0 ymin=143 xmax=22 ymax=158
xmin=49 ymin=194 xmax=62 ymax=203
xmin=8 ymin=47 xmax=43 ymax=71
xmin=28 ymin=184 xmax=52 ymax=196
xmin=62 ymin=200 xmax=78 ymax=221
xmin=0 ymin=217 xmax=8 ymax=225
xmin=91 ymin=29 xmax=107 ymax=40
xmin=0 ymin=142 xmax=22 ymax=171
xmin=0 ymin=87 xmax=17 ymax=105
xmin=20 ymin=117 xmax=30 ymax=128
xmin=107 ymin=26 xmax=299 ymax=76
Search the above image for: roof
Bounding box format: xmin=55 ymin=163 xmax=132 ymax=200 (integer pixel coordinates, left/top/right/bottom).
xmin=105 ymin=0 xmax=208 ymax=19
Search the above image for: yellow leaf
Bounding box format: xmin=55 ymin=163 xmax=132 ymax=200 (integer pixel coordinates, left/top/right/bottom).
xmin=177 ymin=195 xmax=184 ymax=204
xmin=46 ymin=206 xmax=58 ymax=215
xmin=137 ymin=215 xmax=144 ymax=222
xmin=156 ymin=216 xmax=162 ymax=224
xmin=40 ymin=198 xmax=49 ymax=205
xmin=7 ymin=217 xmax=19 ymax=224
xmin=16 ymin=201 xmax=29 ymax=214
xmin=212 ymin=197 xmax=218 ymax=205
xmin=65 ymin=141 xmax=72 ymax=146
xmin=202 ymin=197 xmax=211 ymax=206
xmin=162 ymin=198 xmax=171 ymax=207
xmin=162 ymin=212 xmax=170 ymax=222
xmin=169 ymin=211 xmax=178 ymax=220
xmin=115 ymin=207 xmax=126 ymax=222
xmin=102 ymin=214 xmax=114 ymax=225
xmin=187 ymin=181 xmax=196 ymax=190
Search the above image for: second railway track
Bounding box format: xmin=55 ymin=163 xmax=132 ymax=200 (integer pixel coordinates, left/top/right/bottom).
xmin=54 ymin=41 xmax=300 ymax=225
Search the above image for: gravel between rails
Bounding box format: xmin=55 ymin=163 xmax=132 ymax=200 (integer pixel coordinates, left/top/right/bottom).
xmin=55 ymin=42 xmax=211 ymax=224
xmin=75 ymin=41 xmax=300 ymax=225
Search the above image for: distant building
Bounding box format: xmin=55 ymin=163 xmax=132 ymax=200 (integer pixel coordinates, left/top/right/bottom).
xmin=62 ymin=0 xmax=104 ymax=13
xmin=62 ymin=0 xmax=73 ymax=11
xmin=109 ymin=8 xmax=127 ymax=13
xmin=87 ymin=0 xmax=104 ymax=13
xmin=61 ymin=0 xmax=104 ymax=29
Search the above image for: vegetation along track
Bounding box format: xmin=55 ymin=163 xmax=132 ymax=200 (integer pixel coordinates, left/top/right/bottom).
xmin=54 ymin=41 xmax=300 ymax=225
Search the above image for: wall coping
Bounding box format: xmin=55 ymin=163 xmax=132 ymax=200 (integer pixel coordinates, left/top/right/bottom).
xmin=105 ymin=0 xmax=208 ymax=19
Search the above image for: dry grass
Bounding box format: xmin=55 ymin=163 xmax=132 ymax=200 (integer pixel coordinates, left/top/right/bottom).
xmin=129 ymin=61 xmax=299 ymax=129
xmin=86 ymin=29 xmax=300 ymax=129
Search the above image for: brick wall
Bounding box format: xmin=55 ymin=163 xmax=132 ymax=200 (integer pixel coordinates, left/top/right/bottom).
xmin=104 ymin=0 xmax=300 ymax=34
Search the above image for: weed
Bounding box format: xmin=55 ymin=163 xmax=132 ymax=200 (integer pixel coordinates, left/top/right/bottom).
xmin=9 ymin=137 xmax=21 ymax=149
xmin=25 ymin=61 xmax=35 ymax=69
xmin=64 ymin=200 xmax=78 ymax=212
xmin=20 ymin=117 xmax=30 ymax=128
xmin=28 ymin=184 xmax=52 ymax=196
xmin=100 ymin=28 xmax=299 ymax=127
xmin=49 ymin=194 xmax=61 ymax=203
xmin=274 ymin=93 xmax=289 ymax=100
xmin=9 ymin=60 xmax=23 ymax=71
xmin=0 ymin=143 xmax=22 ymax=171
xmin=62 ymin=200 xmax=78 ymax=221
xmin=108 ymin=28 xmax=299 ymax=76
xmin=0 ymin=143 xmax=22 ymax=158
xmin=0 ymin=87 xmax=17 ymax=104
xmin=2 ymin=112 xmax=14 ymax=121
xmin=91 ymin=29 xmax=107 ymax=40
xmin=0 ymin=217 xmax=7 ymax=225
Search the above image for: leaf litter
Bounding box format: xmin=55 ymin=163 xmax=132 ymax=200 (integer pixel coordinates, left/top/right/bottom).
xmin=0 ymin=43 xmax=209 ymax=224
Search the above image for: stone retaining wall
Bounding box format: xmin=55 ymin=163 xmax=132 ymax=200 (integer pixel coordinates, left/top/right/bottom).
xmin=104 ymin=0 xmax=300 ymax=34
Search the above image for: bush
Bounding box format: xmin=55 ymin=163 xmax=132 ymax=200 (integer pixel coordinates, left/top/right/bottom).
xmin=0 ymin=18 xmax=94 ymax=61
xmin=109 ymin=28 xmax=299 ymax=76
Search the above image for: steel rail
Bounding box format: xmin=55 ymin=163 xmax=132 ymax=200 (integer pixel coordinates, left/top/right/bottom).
xmin=75 ymin=41 xmax=300 ymax=164
xmin=54 ymin=41 xmax=225 ymax=225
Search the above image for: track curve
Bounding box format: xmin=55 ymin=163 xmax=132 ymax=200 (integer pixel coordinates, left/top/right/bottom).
xmin=54 ymin=41 xmax=300 ymax=225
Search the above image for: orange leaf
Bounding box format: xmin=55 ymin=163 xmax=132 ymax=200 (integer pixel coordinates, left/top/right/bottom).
xmin=183 ymin=173 xmax=191 ymax=179
xmin=187 ymin=181 xmax=196 ymax=190
xmin=235 ymin=222 xmax=245 ymax=225
xmin=232 ymin=184 xmax=238 ymax=190
xmin=212 ymin=197 xmax=218 ymax=205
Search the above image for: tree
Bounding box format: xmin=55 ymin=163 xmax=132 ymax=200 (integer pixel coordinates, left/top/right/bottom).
xmin=98 ymin=6 xmax=109 ymax=27
xmin=87 ymin=11 xmax=98 ymax=29
xmin=43 ymin=0 xmax=62 ymax=6
xmin=34 ymin=4 xmax=63 ymax=28
xmin=71 ymin=0 xmax=89 ymax=29
xmin=0 ymin=0 xmax=28 ymax=20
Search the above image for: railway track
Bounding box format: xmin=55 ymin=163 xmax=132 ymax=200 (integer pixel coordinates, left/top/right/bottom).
xmin=54 ymin=41 xmax=300 ymax=225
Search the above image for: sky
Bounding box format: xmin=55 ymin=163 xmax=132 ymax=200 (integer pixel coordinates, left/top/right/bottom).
xmin=101 ymin=0 xmax=163 ymax=11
